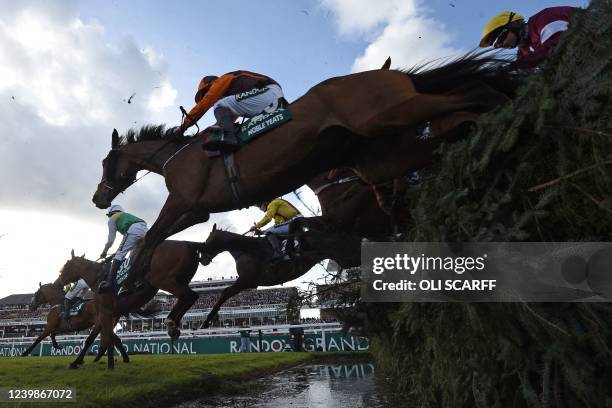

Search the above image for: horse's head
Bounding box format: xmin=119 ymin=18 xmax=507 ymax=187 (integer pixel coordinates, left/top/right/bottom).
xmin=92 ymin=129 xmax=138 ymax=208
xmin=200 ymin=224 xmax=230 ymax=265
xmin=30 ymin=282 xmax=63 ymax=311
xmin=57 ymin=249 xmax=88 ymax=286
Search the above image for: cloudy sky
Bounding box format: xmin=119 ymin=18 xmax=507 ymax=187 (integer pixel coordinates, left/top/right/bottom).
xmin=0 ymin=0 xmax=586 ymax=298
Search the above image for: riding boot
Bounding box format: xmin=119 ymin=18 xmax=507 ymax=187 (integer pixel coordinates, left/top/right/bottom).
xmin=266 ymin=235 xmax=284 ymax=259
xmin=98 ymin=260 xmax=120 ymax=293
xmin=202 ymin=107 xmax=240 ymax=152
xmin=63 ymin=298 xmax=70 ymax=320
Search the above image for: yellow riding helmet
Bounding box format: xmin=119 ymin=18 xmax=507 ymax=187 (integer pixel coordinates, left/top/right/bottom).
xmin=480 ymin=11 xmax=525 ymax=47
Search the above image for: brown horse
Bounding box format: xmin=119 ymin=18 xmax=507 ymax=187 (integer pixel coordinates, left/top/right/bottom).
xmin=56 ymin=240 xmax=202 ymax=368
xmin=92 ymin=52 xmax=519 ymax=275
xmin=307 ymin=168 xmax=392 ymax=238
xmin=198 ymin=220 xmax=360 ymax=328
xmin=25 ymin=282 xmax=134 ymax=368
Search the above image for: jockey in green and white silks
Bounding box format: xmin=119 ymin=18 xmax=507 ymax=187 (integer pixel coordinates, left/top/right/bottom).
xmin=98 ymin=204 xmax=148 ymax=293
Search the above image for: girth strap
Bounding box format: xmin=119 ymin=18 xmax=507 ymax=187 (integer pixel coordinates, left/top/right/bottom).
xmin=313 ymin=176 xmax=360 ymax=195
xmin=223 ymin=153 xmax=244 ymax=207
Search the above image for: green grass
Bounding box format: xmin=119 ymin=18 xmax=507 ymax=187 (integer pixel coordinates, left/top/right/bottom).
xmin=0 ymin=352 xmax=369 ymax=407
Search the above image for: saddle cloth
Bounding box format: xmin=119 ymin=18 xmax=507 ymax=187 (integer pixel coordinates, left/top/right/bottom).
xmin=202 ymin=98 xmax=292 ymax=158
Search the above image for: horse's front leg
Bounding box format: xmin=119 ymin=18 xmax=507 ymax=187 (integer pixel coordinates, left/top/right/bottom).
xmin=21 ymin=331 xmax=49 ymax=356
xmin=68 ymin=327 xmax=99 ymax=368
xmin=97 ymin=300 xmax=115 ymax=369
xmin=135 ymin=196 xmax=192 ymax=276
xmin=202 ymin=282 xmax=245 ymax=328
xmin=165 ymin=289 xmax=199 ymax=339
xmin=165 ymin=208 xmax=210 ymax=237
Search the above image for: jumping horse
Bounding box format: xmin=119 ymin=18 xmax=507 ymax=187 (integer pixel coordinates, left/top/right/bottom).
xmin=92 ymin=51 xmax=519 ymax=275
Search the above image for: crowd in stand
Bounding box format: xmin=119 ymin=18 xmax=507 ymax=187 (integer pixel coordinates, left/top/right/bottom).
xmin=0 ymin=287 xmax=297 ymax=325
xmin=157 ymin=287 xmax=296 ymax=312
xmin=299 ymin=317 xmax=338 ymax=324
xmin=0 ymin=308 xmax=49 ymax=320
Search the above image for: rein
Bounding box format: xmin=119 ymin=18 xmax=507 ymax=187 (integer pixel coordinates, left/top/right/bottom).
xmin=313 ymin=176 xmax=360 ymax=195
xmin=105 ymin=133 xmax=196 ymax=195
xmin=108 ymin=103 xmax=206 ymax=193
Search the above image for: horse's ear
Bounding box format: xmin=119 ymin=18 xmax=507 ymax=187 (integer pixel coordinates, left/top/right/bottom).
xmin=112 ymin=129 xmax=119 ymax=148
xmin=212 ymin=223 xmax=217 ymax=231
xmin=39 ymin=282 xmax=42 ymax=288
xmin=71 ymin=249 xmax=75 ymax=259
xmin=381 ymin=56 xmax=391 ymax=70
xmin=80 ymin=253 xmax=85 ymax=258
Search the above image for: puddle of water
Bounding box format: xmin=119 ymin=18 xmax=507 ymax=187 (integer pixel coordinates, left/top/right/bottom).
xmin=174 ymin=362 xmax=401 ymax=408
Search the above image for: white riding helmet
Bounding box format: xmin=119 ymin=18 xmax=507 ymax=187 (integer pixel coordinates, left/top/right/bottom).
xmin=106 ymin=204 xmax=124 ymax=216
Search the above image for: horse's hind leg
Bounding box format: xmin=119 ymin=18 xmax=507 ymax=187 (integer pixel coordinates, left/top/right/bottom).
xmin=113 ymin=333 xmax=129 ymax=363
xmin=50 ymin=334 xmax=63 ymax=350
xmin=357 ymin=93 xmax=474 ymax=136
xmin=93 ymin=345 xmax=106 ymax=363
xmin=354 ymin=132 xmax=438 ymax=185
xmin=202 ymin=283 xmax=245 ymax=329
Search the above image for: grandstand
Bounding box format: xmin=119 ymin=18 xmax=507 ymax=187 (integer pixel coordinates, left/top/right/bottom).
xmin=316 ymin=268 xmax=360 ymax=322
xmin=0 ymin=278 xmax=299 ymax=338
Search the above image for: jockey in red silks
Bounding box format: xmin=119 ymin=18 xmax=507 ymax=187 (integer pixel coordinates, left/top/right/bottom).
xmin=480 ymin=7 xmax=578 ymax=69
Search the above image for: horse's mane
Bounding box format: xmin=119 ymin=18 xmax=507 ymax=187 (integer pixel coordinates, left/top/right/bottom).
xmin=119 ymin=124 xmax=179 ymax=145
xmin=399 ymin=49 xmax=522 ymax=97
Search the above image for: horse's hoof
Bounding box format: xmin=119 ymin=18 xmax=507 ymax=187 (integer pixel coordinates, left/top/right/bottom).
xmin=123 ymin=359 xmax=130 ymax=364
xmin=169 ymin=328 xmax=181 ymax=340
xmin=202 ymin=321 xmax=210 ymax=329
xmin=67 ymin=363 xmax=78 ymax=369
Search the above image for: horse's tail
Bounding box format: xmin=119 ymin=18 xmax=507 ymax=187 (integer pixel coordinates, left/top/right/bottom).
xmin=400 ymin=49 xmax=523 ymax=98
xmin=130 ymin=299 xmax=160 ymax=318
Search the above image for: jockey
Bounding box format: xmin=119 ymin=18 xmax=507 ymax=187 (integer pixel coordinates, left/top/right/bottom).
xmin=250 ymin=198 xmax=303 ymax=258
xmin=178 ymin=71 xmax=284 ymax=153
xmin=98 ymin=204 xmax=148 ymax=293
xmin=479 ymin=7 xmax=577 ymax=69
xmin=63 ymin=278 xmax=88 ymax=320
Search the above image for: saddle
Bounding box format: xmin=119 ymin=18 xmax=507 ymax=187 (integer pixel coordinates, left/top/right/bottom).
xmin=202 ymin=98 xmax=292 ymax=159
xmin=97 ymin=257 xmax=144 ymax=294
xmin=265 ymin=233 xmax=303 ymax=262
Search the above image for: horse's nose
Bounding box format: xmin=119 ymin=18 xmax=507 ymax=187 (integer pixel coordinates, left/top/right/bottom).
xmin=92 ymin=193 xmax=109 ymax=209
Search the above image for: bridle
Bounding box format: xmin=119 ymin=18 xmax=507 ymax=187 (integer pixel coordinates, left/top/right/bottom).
xmin=100 ymin=172 xmax=147 ymax=196
xmin=103 ymin=108 xmax=203 ymax=195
